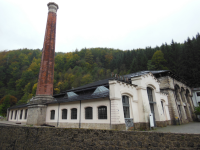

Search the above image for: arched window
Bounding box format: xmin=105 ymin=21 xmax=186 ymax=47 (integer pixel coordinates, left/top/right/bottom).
xmin=24 ymin=109 xmax=28 ymax=119
xmin=20 ymin=109 xmax=23 ymax=120
xmin=147 ymin=87 xmax=153 ymax=102
xmin=147 ymin=87 xmax=156 ymax=126
xmin=11 ymin=111 xmax=13 ymax=120
xmin=62 ymin=109 xmax=67 ymax=119
xmin=71 ymin=108 xmax=77 ymax=119
xmin=98 ymin=106 xmax=107 ymax=119
xmin=15 ymin=110 xmax=17 ymax=120
xmin=161 ymin=101 xmax=164 ymax=113
xmin=85 ymin=107 xmax=92 ymax=119
xmin=122 ymin=95 xmax=130 ymax=118
xmin=50 ymin=110 xmax=55 ymax=120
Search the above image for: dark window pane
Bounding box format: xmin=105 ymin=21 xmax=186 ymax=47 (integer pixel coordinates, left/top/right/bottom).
xmin=123 ymin=106 xmax=130 ymax=118
xmin=85 ymin=107 xmax=92 ymax=119
xmin=62 ymin=109 xmax=67 ymax=119
xmin=50 ymin=110 xmax=55 ymax=120
xmin=98 ymin=106 xmax=107 ymax=119
xmin=11 ymin=111 xmax=13 ymax=120
xmin=147 ymin=87 xmax=153 ymax=102
xmin=15 ymin=110 xmax=17 ymax=120
xmin=161 ymin=101 xmax=164 ymax=112
xmin=71 ymin=108 xmax=77 ymax=119
xmin=122 ymin=96 xmax=130 ymax=118
xmin=24 ymin=109 xmax=28 ymax=119
xmin=20 ymin=110 xmax=23 ymax=120
xmin=197 ymin=92 xmax=200 ymax=96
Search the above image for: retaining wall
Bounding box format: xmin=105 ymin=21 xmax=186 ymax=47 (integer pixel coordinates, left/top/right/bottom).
xmin=0 ymin=126 xmax=200 ymax=150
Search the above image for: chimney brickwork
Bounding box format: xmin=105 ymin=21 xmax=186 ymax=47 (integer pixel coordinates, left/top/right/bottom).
xmin=36 ymin=2 xmax=58 ymax=96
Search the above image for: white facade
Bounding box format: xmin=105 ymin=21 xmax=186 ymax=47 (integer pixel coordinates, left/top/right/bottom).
xmin=8 ymin=107 xmax=28 ymax=123
xmin=8 ymin=72 xmax=171 ymax=130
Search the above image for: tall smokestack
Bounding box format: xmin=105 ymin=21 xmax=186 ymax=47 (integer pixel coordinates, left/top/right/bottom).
xmin=36 ymin=2 xmax=59 ymax=96
xmin=27 ymin=2 xmax=59 ymax=125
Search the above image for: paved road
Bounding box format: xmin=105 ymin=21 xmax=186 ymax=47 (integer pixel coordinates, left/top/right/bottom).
xmin=152 ymin=122 xmax=200 ymax=134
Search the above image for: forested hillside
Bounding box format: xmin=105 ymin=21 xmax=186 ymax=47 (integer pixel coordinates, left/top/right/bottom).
xmin=0 ymin=33 xmax=200 ymax=111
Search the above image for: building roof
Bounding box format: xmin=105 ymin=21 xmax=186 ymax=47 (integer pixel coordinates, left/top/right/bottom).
xmin=48 ymin=90 xmax=109 ymax=105
xmin=8 ymin=103 xmax=29 ymax=110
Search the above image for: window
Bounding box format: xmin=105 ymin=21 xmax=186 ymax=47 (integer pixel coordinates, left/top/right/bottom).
xmin=161 ymin=101 xmax=164 ymax=113
xmin=15 ymin=110 xmax=17 ymax=120
xmin=71 ymin=108 xmax=77 ymax=119
xmin=85 ymin=107 xmax=92 ymax=119
xmin=20 ymin=110 xmax=23 ymax=120
xmin=62 ymin=109 xmax=67 ymax=119
xmin=122 ymin=96 xmax=130 ymax=118
xmin=50 ymin=110 xmax=55 ymax=120
xmin=197 ymin=92 xmax=200 ymax=96
xmin=11 ymin=111 xmax=13 ymax=120
xmin=147 ymin=87 xmax=153 ymax=102
xmin=24 ymin=109 xmax=28 ymax=119
xmin=98 ymin=106 xmax=107 ymax=119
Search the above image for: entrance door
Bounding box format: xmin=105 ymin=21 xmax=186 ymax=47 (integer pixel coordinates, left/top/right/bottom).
xmin=150 ymin=103 xmax=156 ymax=126
xmin=147 ymin=87 xmax=156 ymax=127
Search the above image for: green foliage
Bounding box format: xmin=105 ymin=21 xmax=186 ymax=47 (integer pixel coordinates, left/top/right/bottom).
xmin=151 ymin=50 xmax=168 ymax=70
xmin=194 ymin=105 xmax=200 ymax=115
xmin=0 ymin=95 xmax=17 ymax=116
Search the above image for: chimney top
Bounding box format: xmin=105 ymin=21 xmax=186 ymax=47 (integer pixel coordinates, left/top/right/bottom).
xmin=47 ymin=2 xmax=59 ymax=13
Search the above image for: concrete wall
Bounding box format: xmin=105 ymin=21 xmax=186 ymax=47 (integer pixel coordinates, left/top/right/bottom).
xmin=157 ymin=76 xmax=194 ymax=124
xmin=0 ymin=126 xmax=200 ymax=150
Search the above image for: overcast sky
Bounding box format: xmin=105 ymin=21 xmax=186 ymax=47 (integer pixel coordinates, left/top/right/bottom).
xmin=0 ymin=0 xmax=200 ymax=53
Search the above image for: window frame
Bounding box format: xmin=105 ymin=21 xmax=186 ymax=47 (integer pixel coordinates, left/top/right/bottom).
xmin=15 ymin=110 xmax=17 ymax=120
xmin=122 ymin=95 xmax=130 ymax=118
xmin=11 ymin=111 xmax=13 ymax=120
xmin=24 ymin=109 xmax=28 ymax=120
xmin=98 ymin=106 xmax=107 ymax=119
xmin=85 ymin=107 xmax=93 ymax=119
xmin=71 ymin=108 xmax=77 ymax=119
xmin=50 ymin=110 xmax=55 ymax=120
xmin=62 ymin=109 xmax=67 ymax=119
xmin=20 ymin=109 xmax=23 ymax=120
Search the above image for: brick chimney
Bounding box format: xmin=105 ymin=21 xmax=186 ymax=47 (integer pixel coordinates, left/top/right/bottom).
xmin=36 ymin=2 xmax=59 ymax=96
xmin=27 ymin=2 xmax=59 ymax=125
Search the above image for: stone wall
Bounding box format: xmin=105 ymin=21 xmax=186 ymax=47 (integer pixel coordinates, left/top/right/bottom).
xmin=0 ymin=126 xmax=200 ymax=150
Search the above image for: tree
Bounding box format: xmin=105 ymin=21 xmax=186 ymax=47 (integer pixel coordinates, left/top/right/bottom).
xmin=0 ymin=95 xmax=17 ymax=116
xmin=85 ymin=50 xmax=94 ymax=64
xmin=151 ymin=50 xmax=168 ymax=70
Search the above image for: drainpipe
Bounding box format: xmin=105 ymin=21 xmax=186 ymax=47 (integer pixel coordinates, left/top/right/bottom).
xmin=57 ymin=103 xmax=60 ymax=127
xmin=79 ymin=100 xmax=81 ymax=128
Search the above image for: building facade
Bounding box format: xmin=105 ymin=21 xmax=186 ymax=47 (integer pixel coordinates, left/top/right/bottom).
xmin=7 ymin=71 xmax=186 ymax=130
